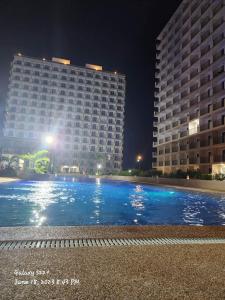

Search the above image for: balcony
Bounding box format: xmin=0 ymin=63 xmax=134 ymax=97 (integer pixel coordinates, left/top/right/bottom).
xmin=180 ymin=145 xmax=187 ymax=151
xmin=213 ymin=100 xmax=225 ymax=111
xmin=200 ymin=107 xmax=210 ymax=116
xmin=180 ymin=159 xmax=187 ymax=165
xmin=200 ymin=157 xmax=210 ymax=164
xmin=190 ymin=98 xmax=198 ymax=106
xmin=189 ymin=111 xmax=199 ymax=121
xmin=213 ymin=33 xmax=224 ymax=47
xmin=180 ymin=131 xmax=187 ymax=138
xmin=213 ymin=136 xmax=225 ymax=145
xmin=200 ymin=124 xmax=210 ymax=131
xmin=165 ymin=161 xmax=170 ymax=166
xmin=189 ymin=158 xmax=198 ymax=164
xmin=152 ymin=152 xmax=157 ymax=158
xmin=172 ymin=147 xmax=178 ymax=153
xmin=200 ymin=140 xmax=211 ymax=147
xmin=213 ymin=2 xmax=224 ymax=16
xmin=165 ymin=148 xmax=170 ymax=154
xmin=214 ymin=155 xmax=225 ymax=163
xmin=172 ymin=121 xmax=179 ymax=128
xmin=189 ymin=142 xmax=198 ymax=149
xmin=152 ymin=162 xmax=157 ymax=168
xmin=213 ymin=119 xmax=223 ymax=128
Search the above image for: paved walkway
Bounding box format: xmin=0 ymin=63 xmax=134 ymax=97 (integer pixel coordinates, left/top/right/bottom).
xmin=1 ymin=244 xmax=225 ymax=299
xmin=1 ymin=225 xmax=225 ymax=241
xmin=0 ymin=177 xmax=19 ymax=184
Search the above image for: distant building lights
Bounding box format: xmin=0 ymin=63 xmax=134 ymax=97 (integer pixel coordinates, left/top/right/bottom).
xmin=43 ymin=58 xmax=46 ymax=61
xmin=17 ymin=53 xmax=22 ymax=56
xmin=97 ymin=164 xmax=102 ymax=169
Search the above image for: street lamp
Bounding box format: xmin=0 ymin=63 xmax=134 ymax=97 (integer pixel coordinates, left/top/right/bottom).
xmin=45 ymin=135 xmax=54 ymax=145
xmin=97 ymin=164 xmax=102 ymax=176
xmin=136 ymin=155 xmax=143 ymax=169
xmin=44 ymin=135 xmax=55 ymax=173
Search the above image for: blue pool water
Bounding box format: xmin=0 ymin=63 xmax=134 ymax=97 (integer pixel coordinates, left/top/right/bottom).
xmin=0 ymin=179 xmax=225 ymax=226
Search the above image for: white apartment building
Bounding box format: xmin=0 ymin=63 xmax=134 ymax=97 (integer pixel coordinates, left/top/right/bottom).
xmin=154 ymin=0 xmax=225 ymax=175
xmin=2 ymin=54 xmax=125 ymax=173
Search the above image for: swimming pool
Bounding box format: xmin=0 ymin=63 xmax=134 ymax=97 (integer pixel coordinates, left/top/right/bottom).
xmin=0 ymin=178 xmax=225 ymax=226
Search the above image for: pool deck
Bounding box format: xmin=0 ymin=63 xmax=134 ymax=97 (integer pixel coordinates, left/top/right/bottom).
xmin=1 ymin=226 xmax=225 ymax=299
xmin=1 ymin=242 xmax=225 ymax=299
xmin=0 ymin=177 xmax=20 ymax=184
xmin=1 ymin=225 xmax=225 ymax=241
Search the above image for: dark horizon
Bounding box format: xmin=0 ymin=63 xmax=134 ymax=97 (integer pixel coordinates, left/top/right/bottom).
xmin=0 ymin=0 xmax=182 ymax=169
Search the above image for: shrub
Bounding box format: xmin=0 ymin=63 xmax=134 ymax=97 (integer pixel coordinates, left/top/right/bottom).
xmin=214 ymin=174 xmax=225 ymax=181
xmin=0 ymin=167 xmax=17 ymax=177
xmin=199 ymin=174 xmax=212 ymax=180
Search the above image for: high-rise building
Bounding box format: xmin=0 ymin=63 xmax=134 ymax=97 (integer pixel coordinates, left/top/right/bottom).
xmin=2 ymin=54 xmax=125 ymax=173
xmin=154 ymin=0 xmax=225 ymax=175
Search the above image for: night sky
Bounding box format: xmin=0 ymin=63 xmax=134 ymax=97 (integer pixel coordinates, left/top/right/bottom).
xmin=0 ymin=0 xmax=182 ymax=169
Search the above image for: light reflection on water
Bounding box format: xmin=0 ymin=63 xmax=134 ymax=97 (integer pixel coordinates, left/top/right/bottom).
xmin=1 ymin=179 xmax=225 ymax=226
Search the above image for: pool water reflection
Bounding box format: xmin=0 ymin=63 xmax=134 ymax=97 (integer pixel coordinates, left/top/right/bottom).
xmin=0 ymin=179 xmax=225 ymax=226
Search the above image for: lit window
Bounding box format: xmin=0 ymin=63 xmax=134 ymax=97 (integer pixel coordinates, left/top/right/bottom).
xmin=189 ymin=119 xmax=199 ymax=135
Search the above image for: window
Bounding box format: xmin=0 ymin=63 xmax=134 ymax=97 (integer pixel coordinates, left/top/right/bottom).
xmin=188 ymin=119 xmax=199 ymax=135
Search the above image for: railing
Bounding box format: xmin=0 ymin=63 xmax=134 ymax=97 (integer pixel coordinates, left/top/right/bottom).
xmin=180 ymin=145 xmax=187 ymax=151
xmin=200 ymin=157 xmax=210 ymax=164
xmin=189 ymin=143 xmax=198 ymax=149
xmin=200 ymin=124 xmax=210 ymax=131
xmin=180 ymin=131 xmax=187 ymax=138
xmin=214 ymin=156 xmax=225 ymax=163
xmin=190 ymin=112 xmax=199 ymax=120
xmin=213 ymin=101 xmax=224 ymax=111
xmin=213 ymin=120 xmax=223 ymax=128
xmin=189 ymin=158 xmax=198 ymax=164
xmin=180 ymin=159 xmax=187 ymax=165
xmin=213 ymin=136 xmax=224 ymax=145
xmin=200 ymin=140 xmax=211 ymax=147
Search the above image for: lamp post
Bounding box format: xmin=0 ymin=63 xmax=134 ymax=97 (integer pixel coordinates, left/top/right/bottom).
xmin=97 ymin=163 xmax=102 ymax=176
xmin=136 ymin=155 xmax=143 ymax=170
xmin=45 ymin=135 xmax=55 ymax=173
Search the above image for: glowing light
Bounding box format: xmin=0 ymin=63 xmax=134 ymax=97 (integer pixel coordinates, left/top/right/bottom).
xmin=96 ymin=178 xmax=101 ymax=185
xmin=45 ymin=135 xmax=54 ymax=144
xmin=97 ymin=164 xmax=102 ymax=169
xmin=128 ymin=169 xmax=132 ymax=173
xmin=136 ymin=155 xmax=143 ymax=162
xmin=17 ymin=53 xmax=22 ymax=56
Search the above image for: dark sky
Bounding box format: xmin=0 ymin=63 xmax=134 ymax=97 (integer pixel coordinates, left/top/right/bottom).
xmin=0 ymin=0 xmax=182 ymax=169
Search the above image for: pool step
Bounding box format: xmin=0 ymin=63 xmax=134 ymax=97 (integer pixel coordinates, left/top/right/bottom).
xmin=1 ymin=237 xmax=225 ymax=250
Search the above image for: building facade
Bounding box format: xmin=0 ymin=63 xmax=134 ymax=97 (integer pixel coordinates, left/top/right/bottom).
xmin=2 ymin=55 xmax=125 ymax=173
xmin=154 ymin=0 xmax=225 ymax=175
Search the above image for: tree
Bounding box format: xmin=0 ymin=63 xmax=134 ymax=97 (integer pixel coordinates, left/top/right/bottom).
xmin=0 ymin=155 xmax=19 ymax=170
xmin=19 ymin=150 xmax=50 ymax=174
